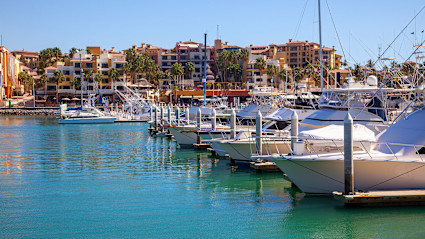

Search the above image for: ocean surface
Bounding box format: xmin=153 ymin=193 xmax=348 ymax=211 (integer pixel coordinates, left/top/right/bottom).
xmin=1 ymin=116 xmax=425 ymax=238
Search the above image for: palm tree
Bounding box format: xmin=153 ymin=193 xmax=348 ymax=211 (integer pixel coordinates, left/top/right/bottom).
xmin=255 ymin=57 xmax=266 ymax=75
xmin=108 ymin=68 xmax=120 ymax=89
xmin=52 ymin=47 xmax=62 ymax=61
xmin=86 ymin=49 xmax=92 ymax=54
xmin=94 ymin=73 xmax=103 ymax=88
xmin=71 ymin=77 xmax=81 ymax=92
xmin=69 ymin=48 xmax=78 ymax=58
xmin=266 ymin=64 xmax=278 ymax=88
xmin=171 ymin=63 xmax=184 ymax=89
xmin=53 ymin=70 xmax=65 ymax=104
xmin=185 ymin=62 xmax=195 ymax=79
xmin=18 ymin=72 xmax=29 ymax=93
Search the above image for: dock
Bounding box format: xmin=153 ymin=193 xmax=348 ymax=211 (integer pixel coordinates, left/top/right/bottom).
xmin=250 ymin=161 xmax=282 ymax=172
xmin=333 ymin=190 xmax=425 ymax=206
xmin=193 ymin=143 xmax=210 ymax=149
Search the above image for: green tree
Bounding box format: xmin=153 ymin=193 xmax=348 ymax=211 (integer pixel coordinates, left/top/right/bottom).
xmin=266 ymin=64 xmax=278 ymax=87
xmin=171 ymin=63 xmax=184 ymax=89
xmin=53 ymin=70 xmax=65 ymax=104
xmin=69 ymin=48 xmax=78 ymax=58
xmin=185 ymin=62 xmax=195 ymax=79
xmin=71 ymin=77 xmax=81 ymax=90
xmin=255 ymin=57 xmax=266 ymax=75
xmin=108 ymin=68 xmax=120 ymax=86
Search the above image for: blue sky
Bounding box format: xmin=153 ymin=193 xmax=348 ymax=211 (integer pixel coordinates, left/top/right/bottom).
xmin=2 ymin=0 xmax=425 ymax=66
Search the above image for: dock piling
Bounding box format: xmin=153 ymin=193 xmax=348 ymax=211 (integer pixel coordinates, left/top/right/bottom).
xmin=212 ymin=108 xmax=217 ymax=131
xmin=230 ymin=109 xmax=236 ymax=139
xmin=256 ymin=110 xmax=262 ymax=155
xmin=344 ymin=113 xmax=354 ymax=195
xmin=291 ymin=111 xmax=298 ymax=152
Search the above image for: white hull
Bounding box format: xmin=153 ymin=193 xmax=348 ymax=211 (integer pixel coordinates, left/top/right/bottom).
xmin=58 ymin=117 xmax=116 ymax=124
xmin=215 ymin=140 xmax=291 ymax=161
xmin=272 ymin=158 xmax=425 ymax=194
xmin=168 ymin=127 xmax=227 ymax=146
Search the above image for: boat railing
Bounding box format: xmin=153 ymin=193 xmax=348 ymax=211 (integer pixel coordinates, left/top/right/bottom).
xmin=253 ymin=135 xmax=425 ymax=162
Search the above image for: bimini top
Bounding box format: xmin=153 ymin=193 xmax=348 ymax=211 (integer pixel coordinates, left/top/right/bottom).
xmin=376 ymin=108 xmax=425 ymax=155
xmin=299 ymin=124 xmax=376 ymax=142
xmin=265 ymin=107 xmax=295 ymax=121
xmin=236 ymin=104 xmax=277 ymax=119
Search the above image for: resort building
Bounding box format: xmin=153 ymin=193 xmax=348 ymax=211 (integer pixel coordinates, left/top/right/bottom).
xmin=268 ymin=39 xmax=342 ymax=69
xmin=11 ymin=50 xmax=39 ymax=69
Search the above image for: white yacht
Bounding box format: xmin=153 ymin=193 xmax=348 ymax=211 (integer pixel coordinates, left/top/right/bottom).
xmin=58 ymin=104 xmax=116 ymax=124
xmin=262 ymin=108 xmax=425 ymax=195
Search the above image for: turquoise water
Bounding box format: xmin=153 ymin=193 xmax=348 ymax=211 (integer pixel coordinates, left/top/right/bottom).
xmin=1 ymin=116 xmax=425 ymax=238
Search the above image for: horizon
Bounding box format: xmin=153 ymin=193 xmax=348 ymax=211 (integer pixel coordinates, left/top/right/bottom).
xmin=2 ymin=0 xmax=425 ymax=66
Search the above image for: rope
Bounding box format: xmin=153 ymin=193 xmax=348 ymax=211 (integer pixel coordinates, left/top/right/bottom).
xmin=364 ymin=161 xmax=425 ymax=191
xmin=325 ymin=0 xmax=351 ymax=76
xmin=292 ymin=0 xmax=309 ymax=40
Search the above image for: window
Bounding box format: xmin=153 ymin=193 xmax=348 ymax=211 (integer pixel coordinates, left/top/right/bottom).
xmin=315 ymin=51 xmax=319 ymax=55
xmin=74 ymin=63 xmax=80 ymax=68
xmin=47 ymin=85 xmax=56 ymax=91
xmin=171 ymin=56 xmax=177 ymax=60
xmin=290 ymin=59 xmax=297 ymax=63
xmin=290 ymin=53 xmax=297 ymax=57
xmin=181 ymin=56 xmax=186 ymax=60
xmin=116 ymin=64 xmax=122 ymax=68
xmin=48 ymin=77 xmax=54 ymax=82
xmin=102 ymin=63 xmax=108 ymax=68
xmin=87 ymin=86 xmax=94 ymax=91
xmin=63 ymin=70 xmax=70 ymax=75
xmin=162 ymin=56 xmax=167 ymax=60
xmin=66 ymin=77 xmax=70 ymax=81
xmin=291 ymin=47 xmax=297 ymax=51
xmin=195 ymin=68 xmax=200 ymax=73
xmin=162 ymin=62 xmax=167 ymax=66
xmin=102 ymin=71 xmax=108 ymax=75
xmin=75 ymin=70 xmax=81 ymax=75
xmin=102 ymin=78 xmax=109 ymax=83
xmin=85 ymin=63 xmax=93 ymax=68
xmin=194 ymin=56 xmax=200 ymax=60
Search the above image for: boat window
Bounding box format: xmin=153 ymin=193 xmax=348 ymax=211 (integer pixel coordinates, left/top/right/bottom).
xmin=416 ymin=147 xmax=425 ymax=154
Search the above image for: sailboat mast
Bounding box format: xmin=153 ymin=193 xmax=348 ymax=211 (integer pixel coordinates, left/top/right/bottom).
xmin=203 ymin=33 xmax=207 ymax=107
xmin=318 ymin=0 xmax=324 ymax=91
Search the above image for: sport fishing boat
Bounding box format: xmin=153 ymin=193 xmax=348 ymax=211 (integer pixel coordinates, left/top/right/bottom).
xmin=261 ymin=107 xmax=425 ymax=194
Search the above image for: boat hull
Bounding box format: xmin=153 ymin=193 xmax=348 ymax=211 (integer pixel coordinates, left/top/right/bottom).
xmin=272 ymin=158 xmax=425 ymax=194
xmin=216 ymin=140 xmax=291 ymax=161
xmin=58 ymin=117 xmax=116 ymax=124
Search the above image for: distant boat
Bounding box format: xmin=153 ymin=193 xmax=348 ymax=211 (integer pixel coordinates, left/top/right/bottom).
xmin=58 ymin=103 xmax=116 ymax=124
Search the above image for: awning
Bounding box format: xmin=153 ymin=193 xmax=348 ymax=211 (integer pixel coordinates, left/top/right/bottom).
xmin=62 ymin=98 xmax=71 ymax=101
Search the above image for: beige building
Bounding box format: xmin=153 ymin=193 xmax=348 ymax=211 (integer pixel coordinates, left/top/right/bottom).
xmin=268 ymin=39 xmax=341 ymax=70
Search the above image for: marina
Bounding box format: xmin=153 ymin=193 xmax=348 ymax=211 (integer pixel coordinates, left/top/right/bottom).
xmin=2 ymin=0 xmax=425 ymax=237
xmin=3 ymin=115 xmax=425 ymax=237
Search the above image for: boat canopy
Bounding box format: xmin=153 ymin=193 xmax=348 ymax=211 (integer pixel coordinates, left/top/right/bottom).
xmin=299 ymin=124 xmax=376 ymax=142
xmin=376 ymin=109 xmax=425 ymax=155
xmin=236 ymin=104 xmax=277 ymax=118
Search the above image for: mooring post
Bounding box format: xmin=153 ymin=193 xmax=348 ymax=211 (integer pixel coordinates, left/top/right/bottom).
xmin=154 ymin=106 xmax=158 ymax=132
xmin=175 ymin=106 xmax=180 ymax=126
xmin=167 ymin=106 xmax=171 ymax=125
xmin=212 ymin=108 xmax=217 ymax=131
xmin=291 ymin=111 xmax=299 ymax=152
xmin=344 ymin=113 xmax=354 ymax=195
xmin=197 ymin=108 xmax=202 ymax=130
xmin=230 ymin=109 xmax=236 ymax=139
xmin=185 ymin=107 xmax=190 ymax=125
xmin=256 ymin=111 xmax=263 ymax=155
xmin=160 ymin=106 xmax=164 ymax=123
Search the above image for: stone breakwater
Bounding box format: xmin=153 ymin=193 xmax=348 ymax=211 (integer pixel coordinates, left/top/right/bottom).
xmin=0 ymin=108 xmax=59 ymax=116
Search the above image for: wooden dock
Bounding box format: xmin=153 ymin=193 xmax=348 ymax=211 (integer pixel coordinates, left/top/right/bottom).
xmin=250 ymin=161 xmax=282 ymax=172
xmin=193 ymin=143 xmax=210 ymax=149
xmin=333 ymin=190 xmax=425 ymax=206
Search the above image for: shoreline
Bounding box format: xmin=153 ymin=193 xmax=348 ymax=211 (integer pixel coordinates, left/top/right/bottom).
xmin=0 ymin=107 xmax=59 ymax=116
